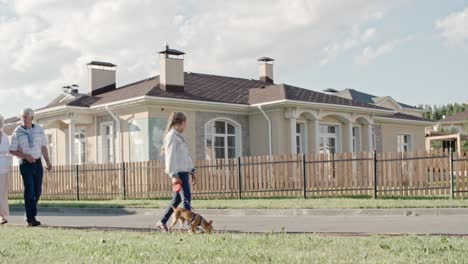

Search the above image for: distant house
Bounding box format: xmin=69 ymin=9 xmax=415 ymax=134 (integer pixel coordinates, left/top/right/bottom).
xmin=3 ymin=45 xmax=433 ymax=165
xmin=425 ymin=105 xmax=468 ymax=154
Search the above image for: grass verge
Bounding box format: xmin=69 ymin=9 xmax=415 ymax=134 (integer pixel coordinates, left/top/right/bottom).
xmin=0 ymin=226 xmax=467 ymax=263
xmin=7 ymin=197 xmax=468 ymax=209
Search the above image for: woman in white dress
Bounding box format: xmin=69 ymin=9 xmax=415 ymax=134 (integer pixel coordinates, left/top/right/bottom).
xmin=0 ymin=114 xmax=12 ymax=224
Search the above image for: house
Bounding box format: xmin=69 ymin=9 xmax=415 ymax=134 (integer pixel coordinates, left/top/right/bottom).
xmin=425 ymin=104 xmax=468 ymax=154
xmin=3 ymin=45 xmax=434 ymax=165
xmin=325 ymin=88 xmax=425 ymax=118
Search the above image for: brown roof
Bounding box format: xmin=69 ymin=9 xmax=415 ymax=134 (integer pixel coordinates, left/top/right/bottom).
xmin=6 ymin=72 xmax=430 ymax=124
xmin=86 ymin=73 xmax=268 ymax=106
xmin=378 ymin=112 xmax=432 ymax=122
xmin=249 ymin=84 xmax=388 ymax=110
xmin=443 ymin=110 xmax=468 ymax=122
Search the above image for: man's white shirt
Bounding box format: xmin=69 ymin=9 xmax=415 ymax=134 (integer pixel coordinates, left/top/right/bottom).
xmin=10 ymin=124 xmax=47 ymax=160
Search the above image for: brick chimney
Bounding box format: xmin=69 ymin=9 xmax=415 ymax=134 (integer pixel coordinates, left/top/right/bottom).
xmin=159 ymin=43 xmax=185 ymax=93
xmin=258 ymin=57 xmax=274 ymax=84
xmin=87 ymin=61 xmax=117 ymax=96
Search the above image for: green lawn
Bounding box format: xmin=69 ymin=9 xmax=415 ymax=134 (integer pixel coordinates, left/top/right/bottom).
xmin=0 ymin=227 xmax=467 ymax=263
xmin=8 ymin=197 xmax=468 ymax=209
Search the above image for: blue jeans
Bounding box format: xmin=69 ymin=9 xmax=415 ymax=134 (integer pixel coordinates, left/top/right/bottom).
xmin=160 ymin=172 xmax=192 ymax=224
xmin=19 ymin=159 xmax=43 ymax=221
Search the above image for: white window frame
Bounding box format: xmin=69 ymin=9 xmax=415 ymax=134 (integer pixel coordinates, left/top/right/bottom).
xmin=100 ymin=122 xmax=114 ymax=164
xmin=74 ymin=128 xmax=86 ymax=165
xmin=352 ymin=126 xmax=361 ymax=153
xmin=319 ymin=123 xmax=342 ymax=154
xmin=296 ymin=121 xmax=307 ymax=154
xmin=204 ymin=118 xmax=242 ymax=160
xmin=397 ymin=134 xmax=413 ymax=153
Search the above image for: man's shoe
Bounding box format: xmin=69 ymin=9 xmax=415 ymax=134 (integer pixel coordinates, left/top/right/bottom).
xmin=27 ymin=219 xmax=41 ymax=227
xmin=156 ymin=221 xmax=168 ymax=233
xmin=0 ymin=218 xmax=7 ymax=225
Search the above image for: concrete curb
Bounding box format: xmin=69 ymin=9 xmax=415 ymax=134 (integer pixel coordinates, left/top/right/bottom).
xmin=9 ymin=224 xmax=468 ymax=236
xmin=9 ymin=206 xmax=468 ymax=217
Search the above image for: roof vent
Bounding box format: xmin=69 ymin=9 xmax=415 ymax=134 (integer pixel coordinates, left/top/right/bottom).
xmin=62 ymin=84 xmax=79 ymax=95
xmin=323 ymin=88 xmax=339 ymax=93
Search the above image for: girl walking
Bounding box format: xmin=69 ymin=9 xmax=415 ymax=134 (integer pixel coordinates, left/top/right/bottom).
xmin=156 ymin=112 xmax=196 ymax=232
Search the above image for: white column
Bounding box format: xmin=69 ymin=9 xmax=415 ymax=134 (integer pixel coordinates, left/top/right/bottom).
xmin=68 ymin=120 xmax=75 ymax=165
xmin=367 ymin=124 xmax=373 ymax=151
xmin=313 ymin=119 xmax=320 ymax=154
xmin=290 ymin=118 xmax=297 ymax=154
xmin=347 ymin=122 xmax=353 ymax=153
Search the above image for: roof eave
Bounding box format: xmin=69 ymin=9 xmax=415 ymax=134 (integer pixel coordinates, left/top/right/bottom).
xmin=250 ymin=99 xmax=393 ymax=114
xmin=374 ymin=116 xmax=434 ymax=125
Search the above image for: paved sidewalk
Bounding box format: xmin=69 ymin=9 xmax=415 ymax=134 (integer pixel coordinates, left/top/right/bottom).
xmin=7 ymin=208 xmax=468 ymax=235
xmin=9 ymin=206 xmax=468 ymax=216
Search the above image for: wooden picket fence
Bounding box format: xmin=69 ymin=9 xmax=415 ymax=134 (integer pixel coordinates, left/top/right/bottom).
xmin=8 ymin=150 xmax=468 ymax=200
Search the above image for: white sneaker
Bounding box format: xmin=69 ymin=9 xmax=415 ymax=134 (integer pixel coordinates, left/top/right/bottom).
xmin=156 ymin=221 xmax=168 ymax=233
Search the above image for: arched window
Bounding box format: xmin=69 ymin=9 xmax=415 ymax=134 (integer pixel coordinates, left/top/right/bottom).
xmin=205 ymin=119 xmax=242 ymax=160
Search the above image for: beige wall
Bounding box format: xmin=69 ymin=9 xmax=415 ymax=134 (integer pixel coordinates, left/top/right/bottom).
xmin=377 ymin=99 xmax=400 ymax=111
xmin=248 ymin=108 xmax=290 ymax=156
xmin=250 ymin=108 xmax=427 ymax=155
xmin=271 ymin=110 xmax=289 ymax=154
xmin=43 ymin=122 xmax=67 ymax=165
xmin=376 ymin=99 xmax=423 ymax=118
xmin=380 ymin=122 xmax=426 ymax=152
xmin=249 ymin=112 xmax=269 ymax=156
xmin=147 ymin=106 xmax=197 ymax=159
xmin=21 ymin=101 xmax=429 ymax=165
xmin=119 ymin=108 xmax=149 ymax=163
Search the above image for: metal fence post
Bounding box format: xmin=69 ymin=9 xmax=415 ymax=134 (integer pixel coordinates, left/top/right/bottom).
xmin=237 ymin=157 xmax=242 ymax=199
xmin=75 ymin=164 xmax=80 ymax=201
xmin=302 ymin=153 xmax=307 ymax=199
xmin=122 ymin=162 xmax=127 ymax=200
xmin=373 ymin=150 xmax=378 ymax=199
xmin=449 ymin=146 xmax=454 ymax=200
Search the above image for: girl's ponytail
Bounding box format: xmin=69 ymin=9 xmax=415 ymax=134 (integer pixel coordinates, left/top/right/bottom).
xmin=160 ymin=112 xmax=187 ymax=155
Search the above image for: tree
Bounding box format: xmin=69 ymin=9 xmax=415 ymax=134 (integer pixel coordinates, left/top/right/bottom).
xmin=418 ymin=102 xmax=466 ymax=121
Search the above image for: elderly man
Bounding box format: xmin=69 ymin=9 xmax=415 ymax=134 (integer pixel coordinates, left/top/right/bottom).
xmin=10 ymin=108 xmax=52 ymax=227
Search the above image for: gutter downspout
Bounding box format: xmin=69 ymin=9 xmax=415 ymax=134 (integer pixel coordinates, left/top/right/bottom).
xmin=258 ymin=105 xmax=273 ymax=188
xmin=258 ymin=105 xmax=272 ymax=157
xmin=105 ymin=105 xmax=123 ymax=164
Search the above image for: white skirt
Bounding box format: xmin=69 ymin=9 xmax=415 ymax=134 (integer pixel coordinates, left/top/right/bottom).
xmin=0 ymin=172 xmax=8 ymax=218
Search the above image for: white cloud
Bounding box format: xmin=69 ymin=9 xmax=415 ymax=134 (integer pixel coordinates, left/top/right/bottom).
xmin=318 ymin=9 xmax=385 ymax=66
xmin=319 ymin=25 xmax=377 ymax=66
xmin=0 ymin=0 xmax=406 ymax=118
xmin=436 ymin=6 xmax=468 ymax=45
xmin=354 ymin=36 xmax=412 ymax=65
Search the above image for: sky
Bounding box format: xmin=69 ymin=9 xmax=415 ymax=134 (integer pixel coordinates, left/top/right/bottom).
xmin=0 ymin=0 xmax=467 ymax=119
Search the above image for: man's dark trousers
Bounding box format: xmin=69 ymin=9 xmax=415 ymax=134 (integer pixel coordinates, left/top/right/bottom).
xmin=19 ymin=159 xmax=43 ymax=222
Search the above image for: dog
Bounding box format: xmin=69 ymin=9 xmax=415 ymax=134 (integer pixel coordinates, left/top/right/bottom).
xmin=168 ymin=207 xmax=213 ymax=234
